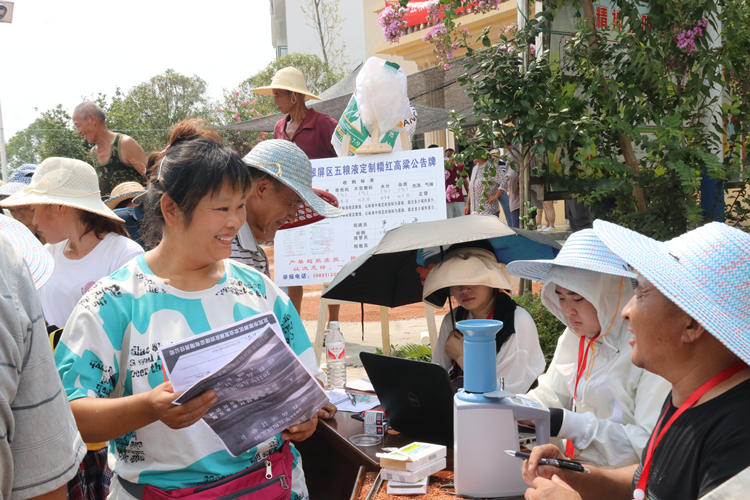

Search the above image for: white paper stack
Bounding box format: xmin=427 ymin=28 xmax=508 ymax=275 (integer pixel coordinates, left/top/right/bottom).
xmin=376 ymin=442 xmax=446 ymax=483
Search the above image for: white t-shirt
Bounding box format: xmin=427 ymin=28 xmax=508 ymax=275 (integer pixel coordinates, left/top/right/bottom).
xmin=39 ymin=233 xmax=143 ymax=327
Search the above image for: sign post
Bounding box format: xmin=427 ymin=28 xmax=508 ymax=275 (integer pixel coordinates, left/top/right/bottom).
xmin=0 ymin=2 xmax=12 ymax=181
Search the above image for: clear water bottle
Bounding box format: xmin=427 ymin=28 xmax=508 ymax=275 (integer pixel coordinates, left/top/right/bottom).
xmin=325 ymin=321 xmax=347 ymax=390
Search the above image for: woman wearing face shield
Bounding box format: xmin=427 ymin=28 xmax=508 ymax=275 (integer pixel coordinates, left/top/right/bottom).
xmin=506 ymin=229 xmax=670 ymax=468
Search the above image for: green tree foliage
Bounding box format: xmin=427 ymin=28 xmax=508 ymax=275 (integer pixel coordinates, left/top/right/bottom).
xmin=411 ymin=0 xmax=750 ymax=237
xmin=100 ymin=69 xmax=211 ymax=154
xmin=514 ymin=291 xmax=565 ymax=365
xmin=6 ymin=105 xmax=88 ymax=169
xmin=216 ymin=53 xmax=342 ymax=156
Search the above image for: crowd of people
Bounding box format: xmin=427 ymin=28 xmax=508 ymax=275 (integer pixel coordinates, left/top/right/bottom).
xmin=0 ymin=65 xmax=748 ymax=500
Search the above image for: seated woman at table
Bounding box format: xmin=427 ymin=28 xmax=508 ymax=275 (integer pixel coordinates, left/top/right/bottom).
xmin=54 ymin=135 xmax=321 ymax=498
xmin=506 ymin=229 xmax=671 ymax=468
xmin=423 ymin=246 xmax=545 ymax=394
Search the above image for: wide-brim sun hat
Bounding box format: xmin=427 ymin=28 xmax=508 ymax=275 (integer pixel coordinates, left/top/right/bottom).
xmin=105 ymin=181 xmax=146 ymax=209
xmin=423 ymin=247 xmax=514 ymax=307
xmin=0 ymin=157 xmax=125 ymax=223
xmin=250 ymin=66 xmax=321 ymax=101
xmin=506 ymin=228 xmax=634 ymax=282
xmin=243 ymin=139 xmax=345 ymax=219
xmin=0 ymin=163 xmax=37 ymax=196
xmin=593 ymin=219 xmax=750 ymax=365
xmin=0 ymin=214 xmax=53 ymax=289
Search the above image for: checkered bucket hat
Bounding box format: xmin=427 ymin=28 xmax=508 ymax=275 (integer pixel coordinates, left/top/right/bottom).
xmin=506 ymin=228 xmax=634 ymax=282
xmin=0 ymin=214 xmax=53 ymax=289
xmin=243 ymin=139 xmax=345 ymax=219
xmin=594 ymin=220 xmax=750 ymax=365
xmin=0 ymin=163 xmax=37 ymax=196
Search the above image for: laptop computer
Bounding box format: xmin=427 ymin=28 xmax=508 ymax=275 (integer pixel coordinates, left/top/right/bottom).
xmin=359 ymin=352 xmax=455 ymax=447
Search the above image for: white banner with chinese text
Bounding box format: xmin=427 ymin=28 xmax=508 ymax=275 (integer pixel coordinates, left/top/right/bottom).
xmin=273 ymin=148 xmax=446 ymax=286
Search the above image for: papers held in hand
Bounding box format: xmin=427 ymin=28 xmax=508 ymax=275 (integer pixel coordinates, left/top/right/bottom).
xmin=158 ymin=312 xmax=328 ymax=456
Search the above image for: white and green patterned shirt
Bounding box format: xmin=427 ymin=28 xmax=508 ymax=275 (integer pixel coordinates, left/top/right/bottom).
xmin=55 ymin=255 xmax=318 ymax=496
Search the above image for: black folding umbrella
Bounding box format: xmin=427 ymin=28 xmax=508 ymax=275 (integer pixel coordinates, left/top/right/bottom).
xmin=322 ymin=215 xmax=561 ymax=308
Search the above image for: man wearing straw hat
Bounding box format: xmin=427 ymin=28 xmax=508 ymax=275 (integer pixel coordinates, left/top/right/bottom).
xmin=522 ymin=221 xmax=750 ymax=500
xmin=251 ymin=67 xmax=342 ymax=324
xmin=234 ymin=139 xmax=345 ymax=278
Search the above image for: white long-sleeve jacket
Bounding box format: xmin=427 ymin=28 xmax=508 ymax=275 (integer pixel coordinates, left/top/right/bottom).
xmin=524 ymin=267 xmax=671 ymax=468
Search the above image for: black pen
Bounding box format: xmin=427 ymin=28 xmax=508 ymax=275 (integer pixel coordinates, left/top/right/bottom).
xmin=504 ymin=450 xmax=590 ymax=473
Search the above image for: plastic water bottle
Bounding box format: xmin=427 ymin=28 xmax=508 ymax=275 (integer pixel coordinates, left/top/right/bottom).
xmin=325 ymin=321 xmax=347 ymax=390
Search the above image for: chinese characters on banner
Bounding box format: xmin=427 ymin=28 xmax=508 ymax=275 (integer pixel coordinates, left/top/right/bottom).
xmin=274 ymin=148 xmax=446 ymax=286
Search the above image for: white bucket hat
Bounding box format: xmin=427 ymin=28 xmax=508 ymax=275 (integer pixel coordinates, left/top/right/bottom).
xmin=0 ymin=214 xmax=53 ymax=289
xmin=506 ymin=228 xmax=634 ymax=281
xmin=243 ymin=139 xmax=345 ymax=219
xmin=423 ymin=247 xmax=514 ymax=307
xmin=594 ymin=219 xmax=750 ymax=365
xmin=250 ymin=67 xmax=321 ymax=101
xmin=0 ymin=157 xmax=124 ymax=222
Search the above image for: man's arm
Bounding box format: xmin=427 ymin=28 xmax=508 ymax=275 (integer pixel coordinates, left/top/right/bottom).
xmin=119 ymin=135 xmax=147 ymax=177
xmin=522 ymin=444 xmax=636 ymax=500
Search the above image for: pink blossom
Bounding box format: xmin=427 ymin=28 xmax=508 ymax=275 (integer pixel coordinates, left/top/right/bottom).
xmin=378 ymin=5 xmax=408 ymax=43
xmin=234 ymin=91 xmax=240 ymax=97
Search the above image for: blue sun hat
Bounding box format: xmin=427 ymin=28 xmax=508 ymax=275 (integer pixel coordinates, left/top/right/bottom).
xmin=506 ymin=228 xmax=634 ymax=281
xmin=594 ymin=220 xmax=750 ymax=365
xmin=0 ymin=163 xmax=37 ymax=197
xmin=243 ymin=139 xmax=345 ymax=219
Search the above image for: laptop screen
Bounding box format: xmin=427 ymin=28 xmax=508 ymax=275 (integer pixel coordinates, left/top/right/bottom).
xmin=360 ymin=352 xmax=455 ymax=447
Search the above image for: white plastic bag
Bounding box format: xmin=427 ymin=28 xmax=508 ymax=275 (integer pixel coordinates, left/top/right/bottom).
xmin=331 ymin=57 xmax=416 ymax=156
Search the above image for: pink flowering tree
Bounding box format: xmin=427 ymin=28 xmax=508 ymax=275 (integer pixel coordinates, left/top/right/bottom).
xmin=380 ymin=0 xmax=499 ymax=69
xmin=215 ymin=53 xmax=342 ymax=157
xmin=379 ymin=0 xmax=750 ymax=237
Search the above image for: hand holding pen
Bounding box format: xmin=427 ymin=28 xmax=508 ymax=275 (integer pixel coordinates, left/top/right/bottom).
xmin=505 ymin=450 xmax=590 ymax=473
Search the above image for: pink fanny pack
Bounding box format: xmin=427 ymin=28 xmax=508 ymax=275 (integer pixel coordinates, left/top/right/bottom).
xmin=118 ymin=442 xmax=292 ymax=500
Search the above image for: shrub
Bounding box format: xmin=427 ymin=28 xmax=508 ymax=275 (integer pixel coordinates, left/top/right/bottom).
xmin=514 ymin=291 xmax=565 ymax=365
xmin=376 ymin=343 xmax=432 ymax=362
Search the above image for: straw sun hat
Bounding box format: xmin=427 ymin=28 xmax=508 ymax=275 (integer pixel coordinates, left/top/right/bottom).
xmin=506 ymin=228 xmax=634 ymax=282
xmin=0 ymin=157 xmax=124 ymax=222
xmin=422 ymin=247 xmax=514 ymax=308
xmin=250 ymin=66 xmax=322 ymax=101
xmin=593 ymin=220 xmax=750 ymax=365
xmin=105 ymin=181 xmax=146 ymax=209
xmin=243 ymin=139 xmax=345 ymax=219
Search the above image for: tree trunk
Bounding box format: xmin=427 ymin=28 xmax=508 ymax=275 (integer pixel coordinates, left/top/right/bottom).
xmin=312 ymin=0 xmax=329 ymax=67
xmin=581 ymin=0 xmax=647 ymax=211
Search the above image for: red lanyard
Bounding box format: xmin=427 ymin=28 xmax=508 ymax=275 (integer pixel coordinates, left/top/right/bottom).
xmin=632 ymin=361 xmax=746 ymax=500
xmin=565 ymin=333 xmax=599 ymax=458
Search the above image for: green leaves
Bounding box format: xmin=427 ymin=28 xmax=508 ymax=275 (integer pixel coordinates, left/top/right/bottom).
xmin=444 ymin=0 xmax=749 ymax=236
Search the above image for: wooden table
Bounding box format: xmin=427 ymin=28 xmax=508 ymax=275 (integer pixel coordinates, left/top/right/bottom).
xmin=295 ymin=411 xmax=414 ymax=499
xmin=296 ymin=411 xmax=522 ymax=500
